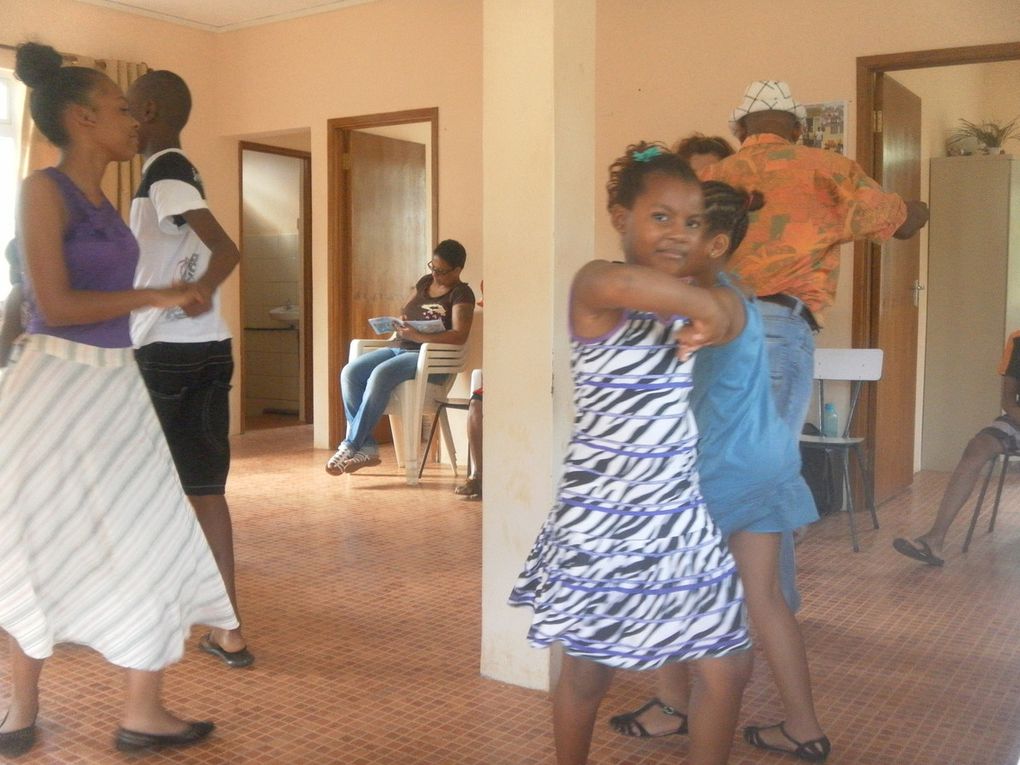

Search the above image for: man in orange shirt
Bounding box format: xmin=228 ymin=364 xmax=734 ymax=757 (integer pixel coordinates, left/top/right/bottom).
xmin=702 ymin=81 xmax=929 ymax=327
xmin=697 ymin=80 xmax=928 ymax=601
xmin=894 ymin=331 xmax=1020 ymax=566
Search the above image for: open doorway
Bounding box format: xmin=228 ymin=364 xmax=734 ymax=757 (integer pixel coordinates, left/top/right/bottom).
xmin=853 ymin=42 xmax=1020 ymax=501
xmin=326 ymin=108 xmax=438 ymax=448
xmin=238 ymin=139 xmax=313 ymax=431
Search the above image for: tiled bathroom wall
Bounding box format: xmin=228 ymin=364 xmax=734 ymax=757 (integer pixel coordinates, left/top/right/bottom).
xmin=241 ymin=146 xmax=305 ymax=422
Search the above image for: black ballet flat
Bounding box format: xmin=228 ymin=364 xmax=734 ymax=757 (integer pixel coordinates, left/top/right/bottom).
xmin=199 ymin=633 xmax=255 ymax=668
xmin=0 ymin=713 xmax=38 ymax=758
xmin=114 ymin=721 xmax=215 ymax=752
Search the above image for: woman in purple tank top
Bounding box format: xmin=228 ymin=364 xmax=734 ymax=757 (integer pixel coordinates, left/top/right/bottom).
xmin=0 ymin=42 xmax=238 ymax=757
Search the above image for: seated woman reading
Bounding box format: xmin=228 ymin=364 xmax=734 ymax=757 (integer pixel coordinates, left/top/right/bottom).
xmin=326 ymin=239 xmax=475 ymax=475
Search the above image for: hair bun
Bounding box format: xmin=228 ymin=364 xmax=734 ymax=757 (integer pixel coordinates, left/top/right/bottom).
xmin=747 ymin=190 xmax=765 ymax=213
xmin=15 ymin=42 xmax=63 ymax=89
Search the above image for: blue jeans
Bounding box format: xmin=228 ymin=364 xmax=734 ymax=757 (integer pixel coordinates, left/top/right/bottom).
xmin=759 ymin=299 xmax=816 ymax=613
xmin=339 ymin=348 xmax=419 ymax=454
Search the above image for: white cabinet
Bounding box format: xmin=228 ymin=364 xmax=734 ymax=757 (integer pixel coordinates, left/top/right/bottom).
xmin=922 ymin=156 xmax=1020 ymax=471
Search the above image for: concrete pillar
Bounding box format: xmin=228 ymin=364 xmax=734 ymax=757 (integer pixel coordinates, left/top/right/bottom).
xmin=480 ymin=0 xmax=596 ymax=690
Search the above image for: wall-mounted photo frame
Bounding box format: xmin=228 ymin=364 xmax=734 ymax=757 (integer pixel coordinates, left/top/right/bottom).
xmin=799 ymin=101 xmax=847 ymax=155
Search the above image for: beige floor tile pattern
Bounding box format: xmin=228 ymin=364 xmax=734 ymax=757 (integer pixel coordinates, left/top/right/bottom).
xmin=2 ymin=425 xmax=1020 ymax=763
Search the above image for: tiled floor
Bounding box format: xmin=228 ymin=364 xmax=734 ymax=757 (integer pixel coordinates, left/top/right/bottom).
xmin=3 ymin=425 xmax=1020 ymax=764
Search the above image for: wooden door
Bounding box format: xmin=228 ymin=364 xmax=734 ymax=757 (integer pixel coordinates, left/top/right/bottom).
xmin=348 ymin=131 xmax=427 ymax=338
xmin=870 ymin=75 xmax=922 ymax=502
xmin=345 ymin=130 xmax=427 ymax=443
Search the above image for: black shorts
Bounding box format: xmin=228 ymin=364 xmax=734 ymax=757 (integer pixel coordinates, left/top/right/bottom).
xmin=135 ymin=339 xmax=233 ymax=496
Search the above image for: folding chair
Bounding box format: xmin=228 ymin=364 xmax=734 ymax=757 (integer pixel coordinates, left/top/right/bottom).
xmin=418 ymin=368 xmax=482 ymax=480
xmin=963 ymin=446 xmax=1020 ymax=552
xmin=799 ymin=348 xmax=884 ymax=551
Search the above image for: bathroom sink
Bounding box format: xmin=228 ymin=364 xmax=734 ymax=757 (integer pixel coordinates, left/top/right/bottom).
xmin=269 ymin=304 xmax=299 ymax=327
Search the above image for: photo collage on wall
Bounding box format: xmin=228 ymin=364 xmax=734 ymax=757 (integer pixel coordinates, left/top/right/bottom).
xmin=799 ymin=101 xmax=846 ymax=155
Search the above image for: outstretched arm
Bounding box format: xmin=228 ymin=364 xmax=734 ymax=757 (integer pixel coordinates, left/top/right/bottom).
xmin=892 ymin=200 xmax=929 ymax=239
xmin=571 ymin=260 xmax=743 ymax=346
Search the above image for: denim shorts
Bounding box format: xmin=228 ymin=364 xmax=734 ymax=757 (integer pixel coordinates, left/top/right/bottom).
xmin=135 ymin=340 xmax=233 ymax=495
xmin=981 ymin=415 xmax=1020 ymax=451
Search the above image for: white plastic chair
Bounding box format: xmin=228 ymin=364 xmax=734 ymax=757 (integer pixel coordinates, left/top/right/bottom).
xmin=349 ymin=339 xmax=467 ymax=484
xmin=800 ymin=348 xmax=884 ymax=552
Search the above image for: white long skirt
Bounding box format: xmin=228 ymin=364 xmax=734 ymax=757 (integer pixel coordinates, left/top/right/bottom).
xmin=0 ymin=334 xmax=238 ymax=671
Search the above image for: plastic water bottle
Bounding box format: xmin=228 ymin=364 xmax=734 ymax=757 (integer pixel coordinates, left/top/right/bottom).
xmin=822 ymin=403 xmax=839 ymax=438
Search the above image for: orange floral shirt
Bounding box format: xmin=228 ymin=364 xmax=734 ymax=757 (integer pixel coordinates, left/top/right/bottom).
xmin=700 ymin=134 xmax=907 ymax=324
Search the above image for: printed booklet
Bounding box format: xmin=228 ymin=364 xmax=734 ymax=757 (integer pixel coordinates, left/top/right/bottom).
xmin=368 ymin=316 xmax=445 ymax=334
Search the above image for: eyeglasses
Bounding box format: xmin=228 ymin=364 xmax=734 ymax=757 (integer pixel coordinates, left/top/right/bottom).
xmin=427 ymin=262 xmax=456 ymax=276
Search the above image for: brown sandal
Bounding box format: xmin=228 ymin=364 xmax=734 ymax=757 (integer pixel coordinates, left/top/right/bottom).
xmin=454 ymin=477 xmax=482 ymax=498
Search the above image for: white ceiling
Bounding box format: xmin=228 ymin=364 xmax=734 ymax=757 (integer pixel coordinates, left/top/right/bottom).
xmin=74 ymin=0 xmax=381 ymax=32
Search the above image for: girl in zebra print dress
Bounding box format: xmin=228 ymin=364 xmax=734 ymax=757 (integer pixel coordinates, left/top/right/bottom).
xmin=510 ymin=144 xmax=753 ymax=765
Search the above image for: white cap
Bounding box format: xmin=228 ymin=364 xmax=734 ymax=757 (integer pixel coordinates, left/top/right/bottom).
xmin=729 ymin=80 xmax=806 ymax=136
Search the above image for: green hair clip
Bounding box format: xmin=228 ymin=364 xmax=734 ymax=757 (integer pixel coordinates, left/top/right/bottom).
xmin=632 ymin=146 xmax=663 ymax=163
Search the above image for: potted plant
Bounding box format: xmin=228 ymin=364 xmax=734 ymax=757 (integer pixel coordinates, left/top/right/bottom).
xmin=947 ymin=116 xmax=1020 ymax=155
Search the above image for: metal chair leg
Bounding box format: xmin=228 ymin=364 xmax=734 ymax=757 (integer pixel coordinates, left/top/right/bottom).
xmin=963 ymin=457 xmax=997 ymax=553
xmin=437 ymin=406 xmax=459 ymax=476
xmin=842 ymin=450 xmax=860 ymax=552
xmin=988 ymin=452 xmax=1011 ymax=534
xmin=417 ymin=404 xmax=445 ymax=480
xmin=852 ymin=443 xmax=880 ymax=530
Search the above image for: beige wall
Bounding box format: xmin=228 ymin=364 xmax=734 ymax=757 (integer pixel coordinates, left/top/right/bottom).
xmin=211 ymin=0 xmax=483 ymax=445
xmin=594 ymin=0 xmax=1019 ymax=350
xmin=3 ymin=0 xmax=1020 ymax=689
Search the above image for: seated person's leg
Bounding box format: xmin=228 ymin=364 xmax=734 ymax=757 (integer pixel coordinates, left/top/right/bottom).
xmin=895 ymin=422 xmax=1013 ymax=563
xmin=340 ymin=349 xmax=398 ymax=438
xmin=455 ymin=390 xmax=483 ymax=498
xmin=341 ymin=351 xmax=420 ymax=472
xmin=328 ymin=349 xmax=400 ymax=473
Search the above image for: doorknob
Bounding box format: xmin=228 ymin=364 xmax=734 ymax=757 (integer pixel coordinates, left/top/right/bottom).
xmin=911 ymin=279 xmax=925 ymax=307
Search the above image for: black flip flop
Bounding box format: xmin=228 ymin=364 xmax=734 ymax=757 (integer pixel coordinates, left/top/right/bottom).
xmin=892 ymin=537 xmax=945 ymax=567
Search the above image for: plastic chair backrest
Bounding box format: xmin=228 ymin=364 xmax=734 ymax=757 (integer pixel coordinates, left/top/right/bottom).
xmin=813 ymin=348 xmax=884 ymax=382
xmin=813 ymin=348 xmax=884 ymax=438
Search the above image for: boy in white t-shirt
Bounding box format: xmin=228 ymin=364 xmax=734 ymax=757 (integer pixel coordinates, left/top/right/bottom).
xmin=127 ymin=71 xmax=251 ymax=667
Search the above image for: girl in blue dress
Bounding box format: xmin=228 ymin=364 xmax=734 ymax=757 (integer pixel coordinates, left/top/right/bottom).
xmin=510 ymin=144 xmax=755 ymax=765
